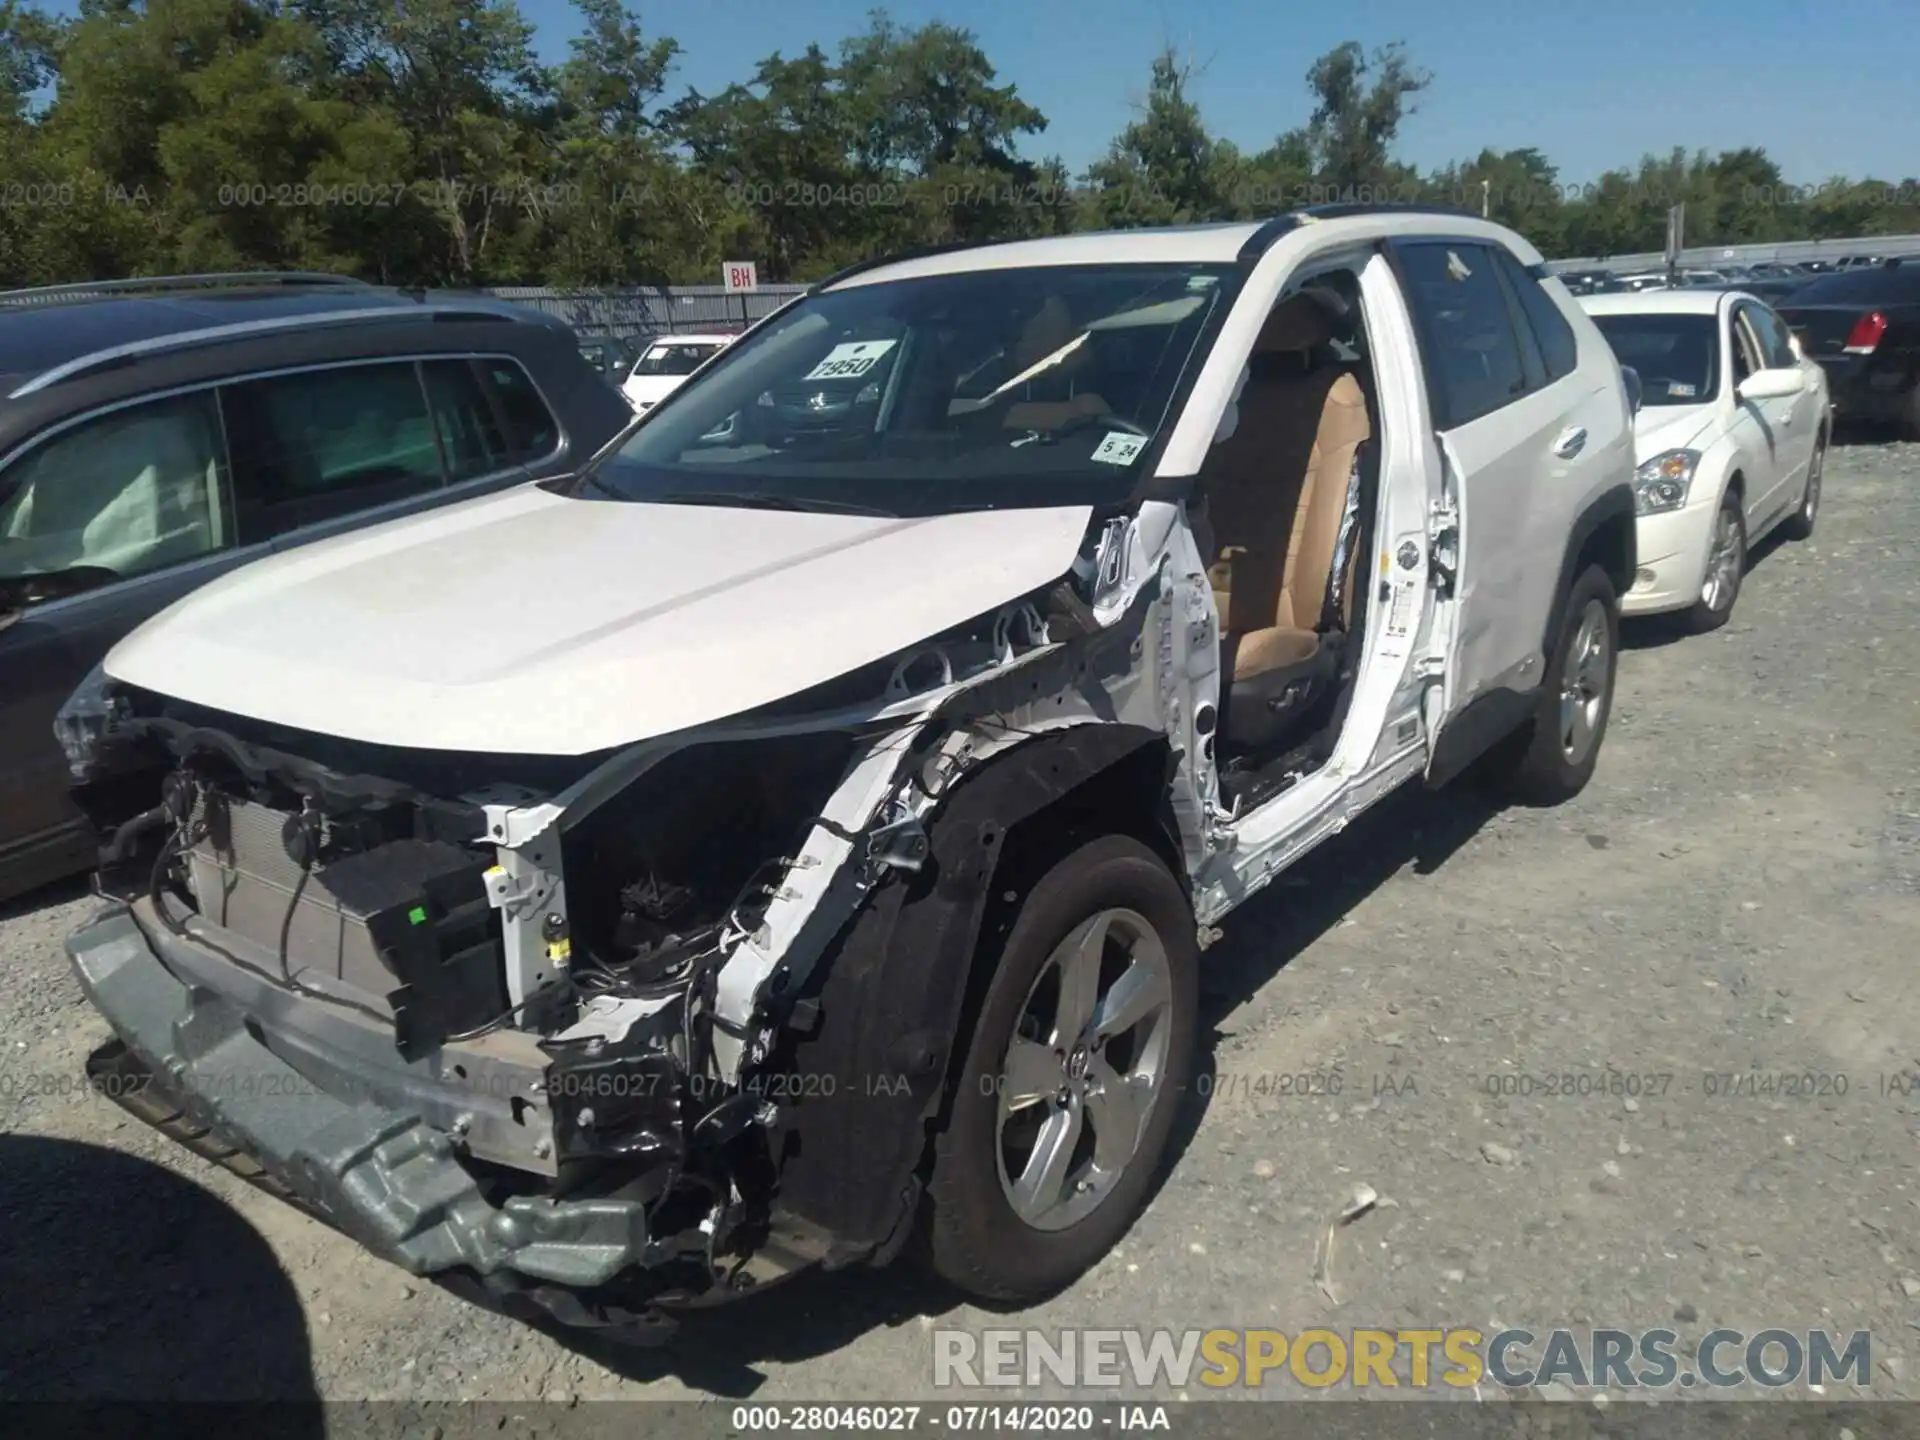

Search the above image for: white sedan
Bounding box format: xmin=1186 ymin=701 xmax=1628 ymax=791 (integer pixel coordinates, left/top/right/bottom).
xmin=620 ymin=332 xmax=736 ymax=412
xmin=1581 ymin=289 xmax=1830 ymax=631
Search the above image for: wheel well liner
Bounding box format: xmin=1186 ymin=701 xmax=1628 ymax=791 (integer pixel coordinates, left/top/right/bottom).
xmin=1543 ymin=483 xmax=1636 ymax=658
xmin=758 ymin=723 xmax=1175 ymax=1268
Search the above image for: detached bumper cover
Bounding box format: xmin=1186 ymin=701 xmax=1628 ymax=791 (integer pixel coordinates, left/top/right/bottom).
xmin=67 ymin=904 xmax=663 ymax=1290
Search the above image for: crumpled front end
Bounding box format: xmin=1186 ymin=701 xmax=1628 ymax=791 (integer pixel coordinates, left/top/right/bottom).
xmin=63 ymin=501 xmax=1225 ymax=1337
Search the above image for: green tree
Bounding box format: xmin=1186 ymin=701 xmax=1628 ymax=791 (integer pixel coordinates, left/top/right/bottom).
xmin=290 ymin=0 xmax=547 ymax=280
xmin=539 ymin=0 xmax=748 ymax=284
xmin=1080 ymin=50 xmax=1235 ymax=228
xmin=1301 ymin=40 xmax=1429 ymax=195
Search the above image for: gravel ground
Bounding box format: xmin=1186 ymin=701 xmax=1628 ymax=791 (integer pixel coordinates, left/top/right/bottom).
xmin=3 ymin=440 xmax=1918 ymax=1409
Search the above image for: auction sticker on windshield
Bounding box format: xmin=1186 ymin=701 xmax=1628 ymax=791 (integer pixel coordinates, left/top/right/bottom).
xmin=1092 ymin=432 xmax=1148 ymax=466
xmin=805 ymin=340 xmax=897 ymax=381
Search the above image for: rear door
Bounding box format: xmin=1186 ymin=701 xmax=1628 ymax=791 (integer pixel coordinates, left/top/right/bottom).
xmin=1741 ymin=300 xmax=1817 ymax=510
xmin=1389 ymin=239 xmax=1604 ymax=772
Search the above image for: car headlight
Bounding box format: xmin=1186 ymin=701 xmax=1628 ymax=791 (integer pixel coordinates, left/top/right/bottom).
xmin=53 ymin=663 xmax=130 ymax=781
xmin=1633 ymin=449 xmax=1699 ymax=515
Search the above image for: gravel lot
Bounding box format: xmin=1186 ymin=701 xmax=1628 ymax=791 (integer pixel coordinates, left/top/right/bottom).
xmin=3 ymin=440 xmax=1917 ymax=1409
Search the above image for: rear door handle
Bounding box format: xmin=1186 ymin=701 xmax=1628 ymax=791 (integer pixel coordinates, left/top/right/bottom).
xmin=1552 ymin=426 xmax=1588 ymax=459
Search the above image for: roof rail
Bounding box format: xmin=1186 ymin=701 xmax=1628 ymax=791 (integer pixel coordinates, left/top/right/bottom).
xmin=1237 ymin=201 xmax=1491 ymax=266
xmin=1297 ymin=201 xmax=1484 ymax=222
xmin=0 ymin=272 xmax=373 ymax=306
xmin=8 ymin=302 xmax=517 ymax=400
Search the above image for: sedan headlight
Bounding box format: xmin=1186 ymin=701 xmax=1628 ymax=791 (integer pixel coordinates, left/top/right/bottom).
xmin=1633 ymin=449 xmax=1700 ymax=515
xmin=53 ymin=663 xmax=130 ymax=781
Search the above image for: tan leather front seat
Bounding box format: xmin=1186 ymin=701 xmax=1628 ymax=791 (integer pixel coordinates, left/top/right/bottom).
xmin=1205 ymin=295 xmax=1370 ymax=686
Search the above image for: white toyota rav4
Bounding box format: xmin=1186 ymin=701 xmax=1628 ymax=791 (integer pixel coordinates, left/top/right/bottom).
xmin=61 ymin=206 xmax=1637 ymax=1339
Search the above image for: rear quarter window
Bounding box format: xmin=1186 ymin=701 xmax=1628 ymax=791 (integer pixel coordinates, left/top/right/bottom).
xmin=481 ymin=359 xmax=560 ymax=460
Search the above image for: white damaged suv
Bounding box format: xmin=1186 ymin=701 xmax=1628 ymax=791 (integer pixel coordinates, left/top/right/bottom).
xmin=61 ymin=206 xmax=1637 ymax=1339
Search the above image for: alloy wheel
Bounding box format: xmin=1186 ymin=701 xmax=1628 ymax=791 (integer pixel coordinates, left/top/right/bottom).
xmin=995 ymin=907 xmax=1175 ymax=1232
xmin=1701 ymin=505 xmax=1744 ymax=613
xmin=1802 ymin=443 xmax=1824 ymax=524
xmin=1558 ymin=598 xmax=1610 ymax=765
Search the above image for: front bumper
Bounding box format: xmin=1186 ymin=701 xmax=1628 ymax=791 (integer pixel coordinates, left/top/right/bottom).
xmin=67 ymin=901 xmax=695 ymax=1336
xmin=1623 ymin=497 xmax=1719 ymax=616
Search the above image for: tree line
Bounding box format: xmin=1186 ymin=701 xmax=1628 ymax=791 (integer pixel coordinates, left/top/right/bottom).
xmin=1 ymin=0 xmax=1916 ymax=289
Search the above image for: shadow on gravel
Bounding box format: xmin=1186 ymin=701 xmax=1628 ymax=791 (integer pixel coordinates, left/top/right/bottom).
xmin=0 ymin=872 xmax=91 ymax=925
xmin=1190 ymin=778 xmax=1504 ymax=1028
xmin=0 ymin=1134 xmax=319 ymax=1411
xmin=1620 ymin=523 xmax=1801 ymax=652
xmin=550 ymin=780 xmax=1505 ymax=1396
xmin=555 ymin=1265 xmax=969 ymax=1397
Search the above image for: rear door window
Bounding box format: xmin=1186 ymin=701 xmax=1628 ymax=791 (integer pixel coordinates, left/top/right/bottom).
xmin=1494 ymin=250 xmax=1580 ymax=382
xmin=0 ymin=390 xmax=231 ymax=596
xmin=1394 ymin=242 xmax=1529 ymax=429
xmin=421 ymin=359 xmax=513 ymax=482
xmin=480 ymin=359 xmax=560 ymax=460
xmin=226 ymin=361 xmax=443 ymax=538
xmin=1742 ymin=304 xmax=1797 ymax=369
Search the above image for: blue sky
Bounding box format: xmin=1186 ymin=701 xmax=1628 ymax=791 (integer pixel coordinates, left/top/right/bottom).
xmin=31 ymin=0 xmax=1916 ymax=185
xmin=515 ymin=0 xmax=1916 ymax=185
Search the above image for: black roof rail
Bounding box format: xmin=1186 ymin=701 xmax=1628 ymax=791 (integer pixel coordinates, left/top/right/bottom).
xmin=0 ymin=272 xmax=373 ymax=306
xmin=1237 ymin=201 xmax=1491 ymax=266
xmin=1236 ymin=216 xmax=1305 ymax=265
xmin=9 ymin=301 xmax=517 ymax=400
xmin=1298 ymin=201 xmax=1484 ymax=222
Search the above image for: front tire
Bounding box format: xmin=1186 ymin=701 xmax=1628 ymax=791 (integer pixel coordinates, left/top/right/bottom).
xmin=925 ymin=835 xmax=1197 ymax=1302
xmin=1682 ymin=492 xmax=1746 ymax=634
xmin=1485 ymin=563 xmax=1619 ymax=806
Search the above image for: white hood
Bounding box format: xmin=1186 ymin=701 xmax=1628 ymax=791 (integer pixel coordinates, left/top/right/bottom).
xmin=1631 ymin=403 xmax=1716 ymax=460
xmin=105 ymin=484 xmax=1094 ymax=756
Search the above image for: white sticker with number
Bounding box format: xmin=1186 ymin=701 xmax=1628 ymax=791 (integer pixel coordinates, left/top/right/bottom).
xmin=804 ymin=340 xmax=897 ymax=382
xmin=1090 ymin=432 xmax=1147 ymax=466
xmin=1387 ymin=580 xmax=1416 ymax=638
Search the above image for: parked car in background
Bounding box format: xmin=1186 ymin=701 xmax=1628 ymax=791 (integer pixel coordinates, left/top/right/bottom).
xmin=1775 ymin=260 xmax=1920 ymax=437
xmin=577 ymin=334 xmax=636 ymax=385
xmin=1558 ymin=269 xmax=1618 ymax=296
xmin=620 ymin=332 xmax=736 ymax=412
xmin=1582 ymin=289 xmax=1827 ymax=632
xmin=62 ymin=207 xmax=1635 ymax=1340
xmin=0 ymin=271 xmax=633 ymax=902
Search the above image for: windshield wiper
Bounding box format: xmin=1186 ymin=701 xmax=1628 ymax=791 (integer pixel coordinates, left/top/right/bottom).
xmin=652 ymin=491 xmax=899 ymax=518
xmin=571 ymin=467 xmax=625 ymax=500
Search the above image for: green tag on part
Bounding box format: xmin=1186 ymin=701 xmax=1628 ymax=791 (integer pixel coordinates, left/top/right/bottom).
xmin=408 ymin=905 xmax=428 ymax=925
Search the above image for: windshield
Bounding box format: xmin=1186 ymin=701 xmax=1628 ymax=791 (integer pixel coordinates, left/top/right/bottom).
xmin=632 ymin=342 xmax=724 ymax=378
xmin=1785 ymin=266 xmax=1920 ymax=304
xmin=1592 ymin=313 xmax=1719 ymax=406
xmin=575 ymin=263 xmax=1238 ymax=515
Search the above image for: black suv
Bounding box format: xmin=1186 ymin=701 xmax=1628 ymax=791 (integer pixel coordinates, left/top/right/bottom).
xmin=0 ymin=272 xmax=633 ymax=902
